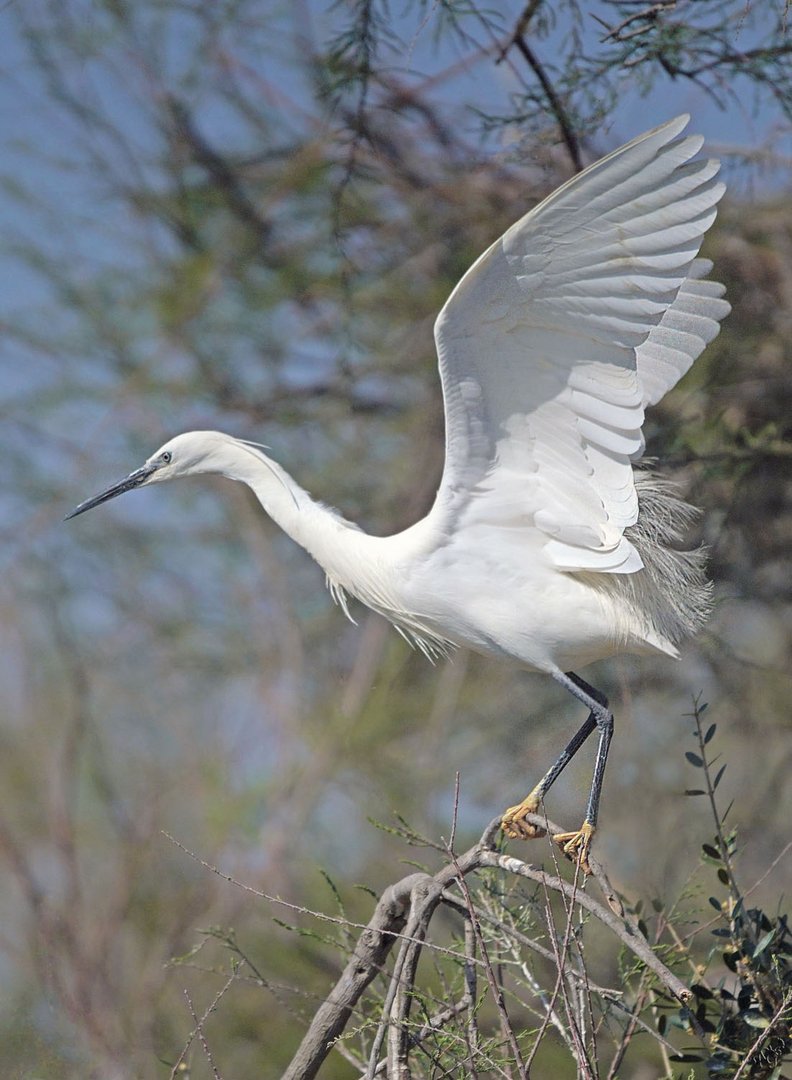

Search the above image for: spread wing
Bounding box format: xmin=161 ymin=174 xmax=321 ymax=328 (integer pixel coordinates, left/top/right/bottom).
xmin=428 ymin=115 xmax=729 ymax=574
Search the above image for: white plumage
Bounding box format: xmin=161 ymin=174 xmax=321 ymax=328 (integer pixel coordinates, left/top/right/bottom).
xmin=430 ymin=115 xmax=724 ymax=578
xmin=68 ymin=116 xmax=730 ymax=871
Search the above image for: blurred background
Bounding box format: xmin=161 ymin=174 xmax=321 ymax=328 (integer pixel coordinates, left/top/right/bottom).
xmin=0 ymin=1 xmax=790 ymax=1076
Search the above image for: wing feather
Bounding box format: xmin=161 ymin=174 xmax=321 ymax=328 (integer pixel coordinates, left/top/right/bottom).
xmin=428 ymin=116 xmax=729 ymax=575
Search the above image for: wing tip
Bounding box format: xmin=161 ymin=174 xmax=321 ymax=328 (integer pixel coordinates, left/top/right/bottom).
xmin=657 ymin=113 xmax=690 ymax=140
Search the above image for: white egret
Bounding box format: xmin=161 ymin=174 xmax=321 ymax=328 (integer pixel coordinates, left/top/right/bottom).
xmin=68 ymin=116 xmax=729 ymax=872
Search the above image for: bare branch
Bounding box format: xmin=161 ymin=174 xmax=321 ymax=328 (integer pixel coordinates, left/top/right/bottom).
xmin=280 ymin=815 xmax=694 ymax=1078
xmin=597 ymin=2 xmax=679 ymax=43
xmin=478 ymin=847 xmax=692 ymax=1005
xmin=169 ymin=965 xmax=241 ymax=1079
xmin=497 ymin=2 xmax=584 ymax=171
xmin=450 ymin=844 xmax=528 ymax=1077
xmin=508 ymin=34 xmax=584 ymax=172
xmin=282 ymin=872 xmax=424 ymax=1080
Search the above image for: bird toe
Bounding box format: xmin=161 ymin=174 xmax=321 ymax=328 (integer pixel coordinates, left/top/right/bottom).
xmin=501 ymin=795 xmax=547 ymax=840
xmin=554 ymin=821 xmax=595 ymax=875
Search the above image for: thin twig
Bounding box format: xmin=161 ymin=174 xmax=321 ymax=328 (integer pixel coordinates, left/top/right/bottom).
xmin=596 ymin=1 xmax=676 ymax=43
xmin=451 ymin=848 xmax=528 ymax=1077
xmin=478 ymin=850 xmax=692 ymax=1004
xmin=464 ymin=917 xmax=480 ymax=1079
xmin=165 ymin=829 xmax=505 ymax=969
xmin=607 ymin=976 xmax=649 ymax=1077
xmin=168 ymin=965 xmax=240 ymax=1080
xmin=184 ymin=988 xmax=223 ymax=1080
xmin=495 ymin=1 xmax=583 ymax=171
xmin=449 ymin=770 xmax=461 ymax=851
xmin=731 ymin=990 xmax=792 ymax=1080
xmin=524 ymin=867 xmax=595 ymax=1078
xmin=511 ymin=33 xmax=583 ymax=171
xmin=453 ymin=889 xmax=609 ymax=993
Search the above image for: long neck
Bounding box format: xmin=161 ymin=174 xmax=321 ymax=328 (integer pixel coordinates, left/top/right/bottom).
xmin=209 ymin=437 xmax=441 ymax=643
xmin=218 ymin=442 xmax=371 ymax=585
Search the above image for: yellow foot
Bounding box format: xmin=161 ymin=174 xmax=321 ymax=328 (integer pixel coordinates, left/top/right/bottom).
xmin=501 ymin=792 xmax=547 ymax=840
xmin=553 ymin=821 xmax=595 ymax=875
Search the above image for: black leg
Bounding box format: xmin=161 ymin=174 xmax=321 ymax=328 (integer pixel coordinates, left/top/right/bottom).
xmin=527 ymin=707 xmax=597 ymax=805
xmin=557 ymin=671 xmax=613 ymax=833
xmin=501 ymin=669 xmax=613 ymax=873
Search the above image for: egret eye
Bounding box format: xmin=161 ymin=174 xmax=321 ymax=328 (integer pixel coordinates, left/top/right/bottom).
xmin=161 ymin=451 xmax=172 ymax=464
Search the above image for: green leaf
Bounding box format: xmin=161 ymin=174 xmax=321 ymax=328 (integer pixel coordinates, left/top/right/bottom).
xmin=708 ymin=896 xmax=723 ymax=911
xmin=717 ymin=868 xmax=729 ymax=885
xmin=685 ymin=788 xmax=706 ymax=796
xmin=319 ymin=868 xmax=344 ymax=908
xmin=752 ymin=929 xmax=776 ymax=957
xmin=686 ymin=751 xmax=704 ymax=767
xmin=713 ymin=764 xmax=727 ymax=790
xmin=702 ymin=843 xmax=721 ymax=860
xmin=703 ymin=722 xmax=717 ymax=744
xmin=744 ymin=1011 xmax=770 ymax=1029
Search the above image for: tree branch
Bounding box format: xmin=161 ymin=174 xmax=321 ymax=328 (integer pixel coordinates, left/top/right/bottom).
xmin=280 ymin=873 xmax=423 ymax=1080
xmin=508 ymin=34 xmax=584 ymax=171
xmin=165 ymin=95 xmax=273 ymax=248
xmin=476 ymin=848 xmax=692 ymax=1005
xmin=497 ymin=1 xmax=584 ymax=172
xmin=280 ymin=816 xmax=693 ymax=1079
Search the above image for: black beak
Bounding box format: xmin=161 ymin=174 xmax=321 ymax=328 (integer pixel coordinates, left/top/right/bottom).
xmin=65 ymin=463 xmax=158 ymax=520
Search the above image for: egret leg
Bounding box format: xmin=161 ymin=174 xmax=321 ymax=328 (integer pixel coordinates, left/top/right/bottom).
xmin=501 ymin=671 xmax=613 ymax=875
xmin=501 ymin=710 xmax=597 ymax=839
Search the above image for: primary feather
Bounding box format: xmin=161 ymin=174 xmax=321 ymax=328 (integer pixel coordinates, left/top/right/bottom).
xmin=429 ymin=115 xmax=727 ymax=583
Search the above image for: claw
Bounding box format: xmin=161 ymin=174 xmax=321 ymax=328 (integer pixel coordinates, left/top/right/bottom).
xmin=501 ymin=792 xmax=546 ymax=840
xmin=553 ymin=821 xmax=595 ymax=875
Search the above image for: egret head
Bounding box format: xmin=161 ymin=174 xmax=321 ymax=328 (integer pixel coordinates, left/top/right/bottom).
xmin=65 ymin=431 xmax=237 ymax=520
